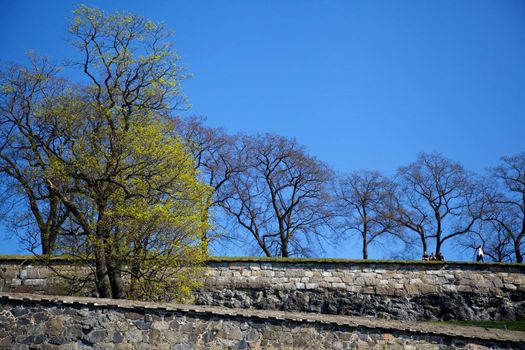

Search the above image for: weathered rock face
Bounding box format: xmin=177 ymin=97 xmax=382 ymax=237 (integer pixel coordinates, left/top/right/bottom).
xmin=1 ymin=257 xmax=524 ymax=321
xmin=1 ymin=293 xmax=523 ymax=350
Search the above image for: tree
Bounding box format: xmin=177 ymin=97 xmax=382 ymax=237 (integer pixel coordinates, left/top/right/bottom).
xmin=172 ymin=116 xmax=245 ymax=250
xmin=390 ymin=152 xmax=484 ymax=256
xmin=221 ymin=134 xmax=333 ymax=257
xmin=487 ymin=153 xmax=525 ymax=263
xmin=334 ymin=170 xmax=398 ymax=259
xmin=461 ymin=219 xmax=513 ymax=262
xmin=0 ymin=6 xmax=211 ymax=301
xmin=0 ymin=57 xmax=70 ymax=255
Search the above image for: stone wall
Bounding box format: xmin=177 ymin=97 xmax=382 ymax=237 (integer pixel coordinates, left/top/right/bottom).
xmin=196 ymin=258 xmax=525 ymax=321
xmin=1 ymin=293 xmax=524 ymax=349
xmin=1 ymin=256 xmax=524 ymax=321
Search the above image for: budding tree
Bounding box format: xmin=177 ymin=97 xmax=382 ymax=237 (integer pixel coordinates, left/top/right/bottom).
xmin=0 ymin=6 xmax=211 ymax=301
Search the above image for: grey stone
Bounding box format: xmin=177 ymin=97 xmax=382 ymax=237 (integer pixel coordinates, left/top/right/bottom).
xmin=134 ymin=320 xmax=151 ymax=330
xmin=111 ymin=331 xmax=124 ymax=343
xmin=11 ymin=308 xmax=29 ymax=317
xmin=83 ymin=329 xmax=107 ymax=344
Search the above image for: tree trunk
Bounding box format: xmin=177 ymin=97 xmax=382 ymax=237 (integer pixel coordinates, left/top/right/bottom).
xmin=362 ymin=233 xmax=368 ymax=260
xmin=41 ymin=228 xmax=52 ymax=255
xmin=435 ymin=240 xmax=442 ymax=256
xmin=107 ymin=262 xmax=125 ymax=299
xmin=362 ymin=219 xmax=368 ymax=260
xmin=200 ymin=210 xmax=209 ymax=255
xmin=94 ymin=244 xmax=111 ymax=298
xmin=281 ymin=242 xmax=289 ymax=257
xmin=420 ymin=232 xmax=427 ymax=256
xmin=515 ymin=238 xmax=523 ymax=263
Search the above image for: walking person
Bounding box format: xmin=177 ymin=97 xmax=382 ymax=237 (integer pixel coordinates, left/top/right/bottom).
xmin=476 ymin=245 xmax=484 ymax=262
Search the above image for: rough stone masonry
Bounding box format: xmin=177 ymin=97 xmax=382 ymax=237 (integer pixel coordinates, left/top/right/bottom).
xmin=1 ymin=293 xmax=524 ymax=350
xmin=1 ymin=256 xmax=524 ymax=321
xmin=197 ymin=258 xmax=525 ymax=321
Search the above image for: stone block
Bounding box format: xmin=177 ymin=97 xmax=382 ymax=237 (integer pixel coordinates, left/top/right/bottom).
xmin=418 ymin=284 xmax=438 ymax=294
xmin=24 ymin=267 xmax=43 ymax=279
xmin=457 ymin=285 xmax=472 ymax=293
xmin=363 ymin=277 xmax=377 ymax=286
xmin=394 ymin=289 xmax=406 ymax=297
xmin=362 ymin=287 xmax=375 ymax=294
xmin=376 ymin=286 xmax=396 ymax=296
xmin=353 ymin=277 xmax=366 ymax=286
xmin=10 ymin=279 xmax=22 ymax=286
xmin=361 ymin=272 xmax=376 ymax=278
xmin=504 ymin=283 xmax=517 ymax=291
xmin=259 ymin=270 xmax=275 ymax=277
xmin=404 ymin=284 xmax=419 ymax=295
xmin=220 ymin=270 xmax=232 ymax=277
xmin=280 ymin=283 xmax=294 ymax=290
xmin=442 ymin=284 xmax=457 ymax=292
xmin=287 ymin=270 xmax=305 ymax=278
xmin=23 ymin=279 xmax=47 ymax=287
xmin=324 ymin=277 xmax=341 ymax=283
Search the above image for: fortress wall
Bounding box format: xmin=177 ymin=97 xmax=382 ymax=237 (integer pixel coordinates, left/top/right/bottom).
xmin=1 ymin=293 xmax=523 ymax=350
xmin=1 ymin=256 xmax=524 ymax=321
xmin=197 ymin=259 xmax=525 ymax=321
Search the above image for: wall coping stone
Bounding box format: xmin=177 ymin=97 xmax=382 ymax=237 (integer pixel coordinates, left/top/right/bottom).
xmin=1 ymin=292 xmax=524 ymax=344
xmin=1 ymin=254 xmax=524 ymax=271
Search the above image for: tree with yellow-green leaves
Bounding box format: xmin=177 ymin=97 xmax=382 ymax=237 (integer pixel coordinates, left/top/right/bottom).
xmin=0 ymin=6 xmax=211 ymax=301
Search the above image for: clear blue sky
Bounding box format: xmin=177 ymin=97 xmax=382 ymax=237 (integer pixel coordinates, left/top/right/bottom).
xmin=1 ymin=0 xmax=524 ymax=258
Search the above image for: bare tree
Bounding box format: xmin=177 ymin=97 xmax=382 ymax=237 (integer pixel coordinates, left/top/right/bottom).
xmin=221 ymin=134 xmax=334 ymax=257
xmin=172 ymin=116 xmax=246 ymax=249
xmin=487 ymin=152 xmax=525 ymax=263
xmin=461 ymin=219 xmax=513 ymax=262
xmin=0 ymin=57 xmax=71 ymax=254
xmin=334 ymin=170 xmax=398 ymax=259
xmin=390 ymin=152 xmax=485 ymax=256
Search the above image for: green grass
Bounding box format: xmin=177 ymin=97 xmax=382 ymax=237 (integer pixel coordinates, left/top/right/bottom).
xmin=431 ymin=320 xmax=525 ymax=332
